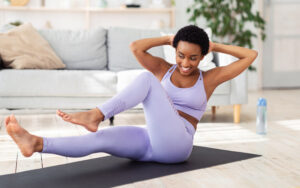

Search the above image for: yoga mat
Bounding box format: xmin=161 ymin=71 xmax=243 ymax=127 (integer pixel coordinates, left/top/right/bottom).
xmin=0 ymin=146 xmax=261 ymax=188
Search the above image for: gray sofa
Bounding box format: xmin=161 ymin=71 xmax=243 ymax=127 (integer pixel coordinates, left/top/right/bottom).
xmin=0 ymin=26 xmax=247 ymax=123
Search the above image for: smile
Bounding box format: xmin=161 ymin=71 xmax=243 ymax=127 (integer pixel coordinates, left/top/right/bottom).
xmin=181 ymin=66 xmax=191 ymax=72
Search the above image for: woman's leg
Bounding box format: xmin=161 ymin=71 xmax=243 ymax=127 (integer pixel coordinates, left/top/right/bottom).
xmin=16 ymin=72 xmax=195 ymax=163
xmin=96 ymin=71 xmax=195 ymax=163
xmin=41 ymin=126 xmax=150 ymax=160
xmin=5 ymin=114 xmax=149 ymax=160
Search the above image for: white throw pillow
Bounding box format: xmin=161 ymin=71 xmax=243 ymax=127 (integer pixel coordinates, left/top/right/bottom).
xmin=161 ymin=27 xmax=216 ymax=71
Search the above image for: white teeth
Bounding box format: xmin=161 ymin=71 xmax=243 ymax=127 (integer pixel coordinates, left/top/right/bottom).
xmin=182 ymin=66 xmax=191 ymax=71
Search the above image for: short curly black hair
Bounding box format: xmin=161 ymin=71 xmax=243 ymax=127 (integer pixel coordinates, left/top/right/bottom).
xmin=173 ymin=25 xmax=209 ymax=56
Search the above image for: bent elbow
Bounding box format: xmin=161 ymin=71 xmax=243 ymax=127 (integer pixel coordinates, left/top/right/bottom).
xmin=130 ymin=41 xmax=143 ymax=54
xmin=129 ymin=42 xmax=137 ymax=52
xmin=247 ymin=50 xmax=258 ymax=64
xmin=251 ymin=50 xmax=258 ymax=59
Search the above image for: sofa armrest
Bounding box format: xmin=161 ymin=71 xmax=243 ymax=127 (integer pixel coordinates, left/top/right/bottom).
xmin=214 ymin=52 xmax=248 ymax=105
xmin=230 ymin=70 xmax=248 ymax=104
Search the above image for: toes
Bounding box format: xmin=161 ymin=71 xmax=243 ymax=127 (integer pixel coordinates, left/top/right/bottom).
xmin=56 ymin=110 xmax=60 ymax=116
xmin=64 ymin=115 xmax=70 ymax=119
xmin=10 ymin=114 xmax=18 ymax=124
xmin=57 ymin=109 xmax=66 ymax=117
xmin=57 ymin=109 xmax=62 ymax=115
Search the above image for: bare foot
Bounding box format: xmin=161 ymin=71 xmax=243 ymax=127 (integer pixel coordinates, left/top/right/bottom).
xmin=5 ymin=114 xmax=42 ymax=157
xmin=56 ymin=108 xmax=104 ymax=132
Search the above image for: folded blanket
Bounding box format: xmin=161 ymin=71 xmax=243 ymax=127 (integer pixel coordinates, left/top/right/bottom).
xmin=0 ymin=23 xmax=65 ymax=69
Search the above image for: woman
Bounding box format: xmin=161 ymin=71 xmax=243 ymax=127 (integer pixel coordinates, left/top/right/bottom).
xmin=5 ymin=25 xmax=257 ymax=164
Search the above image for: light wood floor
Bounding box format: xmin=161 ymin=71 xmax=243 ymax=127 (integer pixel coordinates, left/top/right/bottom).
xmin=0 ymin=89 xmax=299 ymax=187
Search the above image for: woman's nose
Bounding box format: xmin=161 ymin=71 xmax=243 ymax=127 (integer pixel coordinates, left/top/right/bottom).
xmin=182 ymin=59 xmax=190 ymax=67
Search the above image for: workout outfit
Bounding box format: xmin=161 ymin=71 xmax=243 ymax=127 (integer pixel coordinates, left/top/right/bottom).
xmin=40 ymin=64 xmax=207 ymax=164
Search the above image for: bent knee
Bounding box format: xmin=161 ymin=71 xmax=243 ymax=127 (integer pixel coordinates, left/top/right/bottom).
xmin=138 ymin=71 xmax=155 ymax=80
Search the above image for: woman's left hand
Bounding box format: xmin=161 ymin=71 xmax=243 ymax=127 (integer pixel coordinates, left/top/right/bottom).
xmin=208 ymin=41 xmax=215 ymax=53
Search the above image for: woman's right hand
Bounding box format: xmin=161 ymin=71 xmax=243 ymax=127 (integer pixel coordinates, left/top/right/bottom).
xmin=168 ymin=35 xmax=175 ymax=46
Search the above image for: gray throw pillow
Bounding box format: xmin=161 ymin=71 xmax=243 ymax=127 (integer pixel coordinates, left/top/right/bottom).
xmin=107 ymin=27 xmax=168 ymax=72
xmin=38 ymin=27 xmax=107 ymax=70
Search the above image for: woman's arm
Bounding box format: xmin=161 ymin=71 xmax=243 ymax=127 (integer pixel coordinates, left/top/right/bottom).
xmin=130 ymin=36 xmax=173 ymax=52
xmin=205 ymin=42 xmax=258 ymax=87
xmin=210 ymin=42 xmax=257 ymax=60
xmin=130 ymin=36 xmax=173 ymax=77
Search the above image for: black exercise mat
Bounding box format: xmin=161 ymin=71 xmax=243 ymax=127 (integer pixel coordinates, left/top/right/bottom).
xmin=0 ymin=146 xmax=261 ymax=188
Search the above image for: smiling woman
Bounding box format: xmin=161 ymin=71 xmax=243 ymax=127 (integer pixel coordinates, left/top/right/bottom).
xmin=130 ymin=25 xmax=257 ymax=128
xmin=129 ymin=25 xmax=210 ymax=129
xmin=175 ymin=41 xmax=204 ymax=75
xmin=5 ymin=25 xmax=257 ymax=166
xmin=172 ymin=25 xmax=209 ymax=76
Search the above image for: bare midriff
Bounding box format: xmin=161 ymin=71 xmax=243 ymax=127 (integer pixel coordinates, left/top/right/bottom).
xmin=177 ymin=110 xmax=198 ymax=131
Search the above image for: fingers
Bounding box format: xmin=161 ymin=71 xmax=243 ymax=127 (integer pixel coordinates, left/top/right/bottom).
xmin=208 ymin=41 xmax=215 ymax=53
xmin=170 ymin=35 xmax=175 ymax=46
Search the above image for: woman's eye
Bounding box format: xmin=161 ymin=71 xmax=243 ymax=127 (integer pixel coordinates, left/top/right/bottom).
xmin=190 ymin=57 xmax=197 ymax=61
xmin=178 ymin=54 xmax=184 ymax=58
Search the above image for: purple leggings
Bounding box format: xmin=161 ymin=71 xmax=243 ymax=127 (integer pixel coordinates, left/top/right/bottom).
xmin=40 ymin=71 xmax=196 ymax=164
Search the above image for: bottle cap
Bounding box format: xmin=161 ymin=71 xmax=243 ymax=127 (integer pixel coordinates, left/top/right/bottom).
xmin=257 ymin=97 xmax=267 ymax=106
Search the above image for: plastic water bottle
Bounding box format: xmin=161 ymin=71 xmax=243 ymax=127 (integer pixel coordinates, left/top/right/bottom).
xmin=256 ymin=98 xmax=267 ymax=135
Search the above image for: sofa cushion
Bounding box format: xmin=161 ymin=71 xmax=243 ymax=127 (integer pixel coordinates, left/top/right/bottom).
xmin=107 ymin=27 xmax=165 ymax=71
xmin=0 ymin=69 xmax=116 ymax=97
xmin=116 ymin=69 xmax=148 ymax=109
xmin=38 ymin=27 xmax=107 ymax=70
xmin=116 ymin=69 xmax=148 ymax=93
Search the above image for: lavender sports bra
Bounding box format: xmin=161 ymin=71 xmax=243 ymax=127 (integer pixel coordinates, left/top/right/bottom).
xmin=160 ymin=64 xmax=207 ymax=121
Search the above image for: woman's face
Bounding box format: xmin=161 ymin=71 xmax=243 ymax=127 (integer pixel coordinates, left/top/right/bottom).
xmin=175 ymin=41 xmax=204 ymax=76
